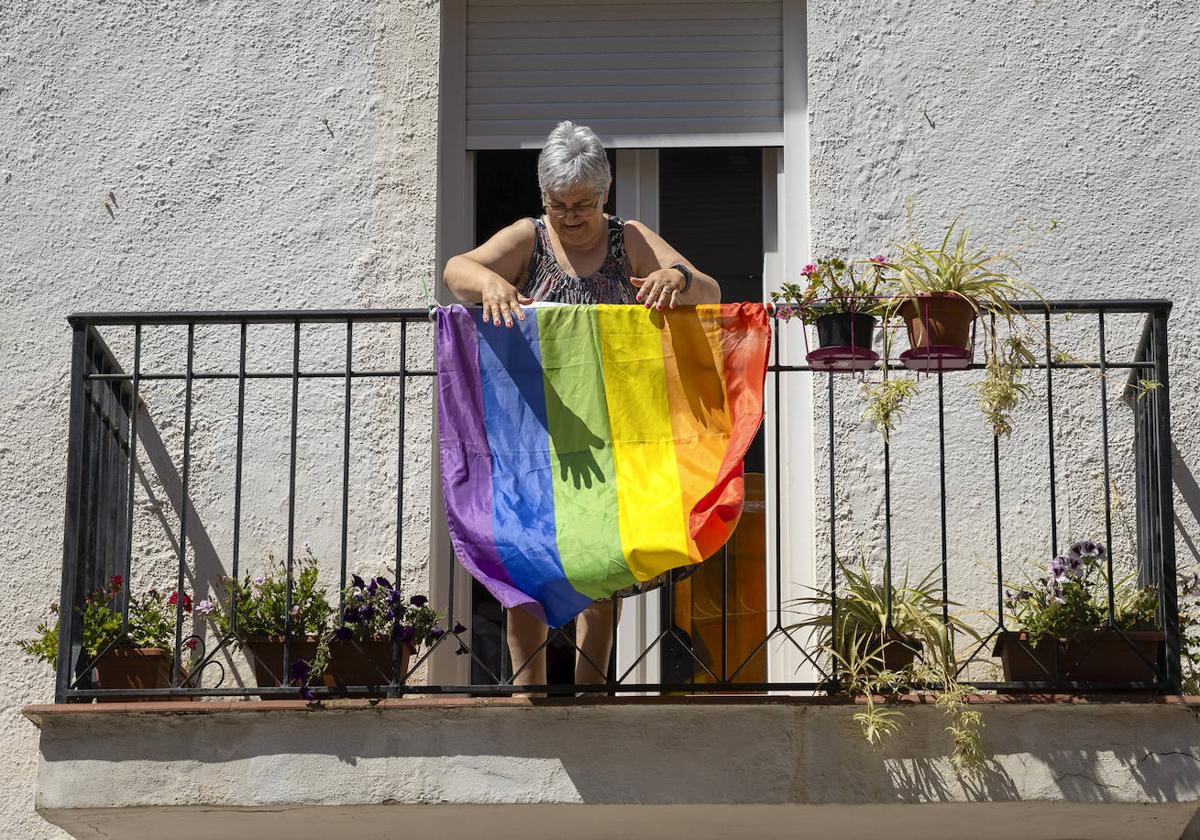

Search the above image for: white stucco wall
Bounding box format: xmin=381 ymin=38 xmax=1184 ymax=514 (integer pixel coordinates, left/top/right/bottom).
xmin=1 ymin=1 xmax=440 ymax=836
xmin=804 ymin=1 xmax=1200 ymax=649
xmin=5 ymin=0 xmax=1200 ymax=837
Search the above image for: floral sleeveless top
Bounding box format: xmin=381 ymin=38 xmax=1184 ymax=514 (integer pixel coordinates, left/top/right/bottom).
xmin=519 ymin=215 xmax=639 ymax=304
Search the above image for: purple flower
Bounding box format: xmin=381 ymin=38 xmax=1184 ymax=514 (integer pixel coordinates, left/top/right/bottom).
xmin=376 ymin=576 xmax=393 ymax=590
xmin=1070 ymin=541 xmax=1106 ymax=564
xmin=291 ymin=658 xmax=312 ymax=683
xmin=343 ymin=606 xmax=361 ymax=624
xmin=359 ymin=605 xmax=376 ymax=622
xmin=454 ymin=644 xmax=468 ymax=656
xmin=430 ymin=627 xmax=445 ymax=640
xmin=351 ymin=574 xmax=366 ymax=590
xmin=410 ymin=595 xmax=429 ymax=607
xmin=367 ymin=578 xmax=378 ymax=595
xmin=773 ymin=304 xmax=795 ymax=321
xmin=452 ymin=622 xmax=467 ymax=635
xmin=387 ymin=588 xmax=404 ymax=606
xmin=1050 ymin=555 xmax=1071 ymax=582
xmin=333 ymin=626 xmax=353 ymax=641
xmin=393 ymin=624 xmax=416 ymax=643
xmin=299 ymin=685 xmax=314 ymax=701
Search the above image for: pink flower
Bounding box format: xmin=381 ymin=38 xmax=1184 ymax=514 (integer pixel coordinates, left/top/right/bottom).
xmin=868 ymin=255 xmax=888 ymax=265
xmin=774 ymin=304 xmax=795 ymax=321
xmin=801 ymin=263 xmax=818 ymax=277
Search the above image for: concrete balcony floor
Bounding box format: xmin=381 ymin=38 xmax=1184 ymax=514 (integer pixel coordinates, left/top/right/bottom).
xmin=24 ymin=696 xmax=1200 ymax=840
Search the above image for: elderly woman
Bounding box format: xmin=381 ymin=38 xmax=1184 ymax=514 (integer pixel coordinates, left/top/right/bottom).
xmin=443 ymin=120 xmax=720 ymax=690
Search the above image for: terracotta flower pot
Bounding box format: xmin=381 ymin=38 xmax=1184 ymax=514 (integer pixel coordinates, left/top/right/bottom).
xmin=92 ymin=647 xmax=181 ymax=702
xmin=244 ymin=635 xmax=413 ymax=689
xmin=993 ymin=629 xmax=1164 ymax=686
xmin=899 ymin=293 xmax=977 ymax=351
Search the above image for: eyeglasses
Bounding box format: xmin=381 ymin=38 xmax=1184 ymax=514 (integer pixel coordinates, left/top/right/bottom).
xmin=543 ymin=193 xmax=603 ymax=218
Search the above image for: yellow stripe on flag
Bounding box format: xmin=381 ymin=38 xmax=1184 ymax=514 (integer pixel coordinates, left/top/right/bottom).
xmin=597 ymin=305 xmax=690 ymax=581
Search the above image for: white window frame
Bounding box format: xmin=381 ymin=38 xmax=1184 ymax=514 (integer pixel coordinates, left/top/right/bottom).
xmin=431 ymin=0 xmax=813 ymax=689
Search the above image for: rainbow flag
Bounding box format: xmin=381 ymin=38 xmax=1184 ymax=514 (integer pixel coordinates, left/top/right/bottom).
xmin=436 ymin=303 xmax=771 ymax=627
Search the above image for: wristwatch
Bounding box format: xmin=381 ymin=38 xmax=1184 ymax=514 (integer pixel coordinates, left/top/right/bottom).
xmin=670 ymin=262 xmax=693 ymax=293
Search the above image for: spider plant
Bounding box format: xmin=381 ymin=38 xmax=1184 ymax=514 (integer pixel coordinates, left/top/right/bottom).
xmin=885 ymin=221 xmax=1042 ymax=318
xmin=786 ymin=554 xmax=979 ymax=674
xmin=786 ymin=554 xmax=986 ymax=773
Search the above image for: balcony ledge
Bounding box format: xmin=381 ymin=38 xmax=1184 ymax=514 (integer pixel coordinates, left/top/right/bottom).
xmin=25 ymin=695 xmax=1200 ymax=839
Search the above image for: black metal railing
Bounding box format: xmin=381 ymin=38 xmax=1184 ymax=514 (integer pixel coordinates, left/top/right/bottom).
xmin=52 ymin=300 xmax=1179 ymax=701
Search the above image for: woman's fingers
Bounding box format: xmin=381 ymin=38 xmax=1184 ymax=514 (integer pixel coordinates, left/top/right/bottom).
xmin=640 ymin=276 xmax=662 ymax=309
xmin=668 ymin=288 xmax=680 ymax=310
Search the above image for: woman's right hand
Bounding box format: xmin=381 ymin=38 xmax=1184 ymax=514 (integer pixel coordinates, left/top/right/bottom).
xmin=482 ymin=277 xmax=533 ymax=328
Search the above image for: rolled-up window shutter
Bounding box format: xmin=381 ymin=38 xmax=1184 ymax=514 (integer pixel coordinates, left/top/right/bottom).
xmin=466 ymin=0 xmax=783 ymax=149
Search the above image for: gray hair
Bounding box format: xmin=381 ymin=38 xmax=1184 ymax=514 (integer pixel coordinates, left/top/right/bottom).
xmin=537 ymin=121 xmax=611 ymax=197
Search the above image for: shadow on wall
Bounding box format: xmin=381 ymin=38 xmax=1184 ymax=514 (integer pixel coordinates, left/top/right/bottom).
xmin=131 ymin=403 xmax=244 ymax=688
xmin=1176 ymin=443 xmax=1200 ymax=569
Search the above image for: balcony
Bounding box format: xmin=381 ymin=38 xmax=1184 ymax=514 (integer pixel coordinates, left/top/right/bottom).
xmin=24 ymin=300 xmax=1200 ymax=839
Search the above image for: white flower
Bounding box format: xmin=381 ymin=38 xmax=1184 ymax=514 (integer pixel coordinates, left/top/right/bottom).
xmin=195 ymin=599 xmax=215 ymax=616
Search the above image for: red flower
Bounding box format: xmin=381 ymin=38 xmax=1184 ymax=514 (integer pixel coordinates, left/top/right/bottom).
xmin=167 ymin=591 xmax=193 ymax=613
xmin=111 ymin=575 xmax=123 ymax=586
xmin=183 ymin=638 xmax=198 ymax=650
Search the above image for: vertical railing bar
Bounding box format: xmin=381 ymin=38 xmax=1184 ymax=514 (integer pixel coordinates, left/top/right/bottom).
xmin=98 ymin=379 xmax=113 ymax=602
xmin=937 ymin=372 xmax=949 ymax=626
xmin=1044 ymin=313 xmax=1059 ymax=554
xmin=283 ymin=320 xmax=300 ymax=684
xmin=230 ymin=323 xmax=247 ymax=637
xmin=1152 ymin=312 xmax=1181 ymax=692
xmin=173 ymin=323 xmax=195 ymax=687
xmin=993 ymin=433 xmax=1005 ymax=627
xmin=772 ymin=315 xmax=782 ymax=624
xmin=56 ymin=325 xmax=90 ymax=702
xmin=340 ymin=320 xmax=352 ymax=614
xmin=393 ymin=320 xmax=408 ymax=692
xmin=720 ymin=542 xmax=728 ymax=683
xmin=120 ymin=324 xmax=141 ymax=635
xmin=91 ymin=366 xmax=111 ymax=610
xmin=827 ymin=372 xmax=838 ymax=680
xmin=991 ymin=313 xmax=1005 ymax=630
xmin=1098 ymin=311 xmax=1116 ymax=622
xmin=396 ymin=320 xmax=407 ymax=588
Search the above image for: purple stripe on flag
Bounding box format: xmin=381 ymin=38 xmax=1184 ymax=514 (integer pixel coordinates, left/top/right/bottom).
xmin=436 ymin=306 xmax=545 ymax=622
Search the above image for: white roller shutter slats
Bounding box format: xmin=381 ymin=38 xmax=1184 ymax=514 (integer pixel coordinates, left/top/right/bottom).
xmin=466 ymin=0 xmax=784 ymax=149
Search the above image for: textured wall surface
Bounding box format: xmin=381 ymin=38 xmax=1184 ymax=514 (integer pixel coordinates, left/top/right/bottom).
xmin=6 ymin=0 xmax=1200 ymax=836
xmin=0 ymin=1 xmax=440 ymax=836
xmin=805 ymin=1 xmax=1200 ymax=648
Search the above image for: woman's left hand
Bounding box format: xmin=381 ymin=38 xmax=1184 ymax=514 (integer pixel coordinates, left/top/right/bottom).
xmin=630 ymin=267 xmax=686 ymax=310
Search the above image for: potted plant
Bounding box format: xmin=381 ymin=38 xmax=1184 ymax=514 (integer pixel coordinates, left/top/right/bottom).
xmin=208 ymin=546 xmax=334 ymax=689
xmin=771 ymin=255 xmax=888 ymax=370
xmin=787 ymin=555 xmax=977 ymax=676
xmin=301 ymin=574 xmax=458 ymax=695
xmin=208 ymin=547 xmax=462 ymax=697
xmin=786 ymin=555 xmax=986 ymax=774
xmin=885 ymin=221 xmax=1041 ymax=371
xmin=20 ymin=575 xmax=194 ymax=700
xmin=996 ymin=540 xmax=1163 ymax=685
